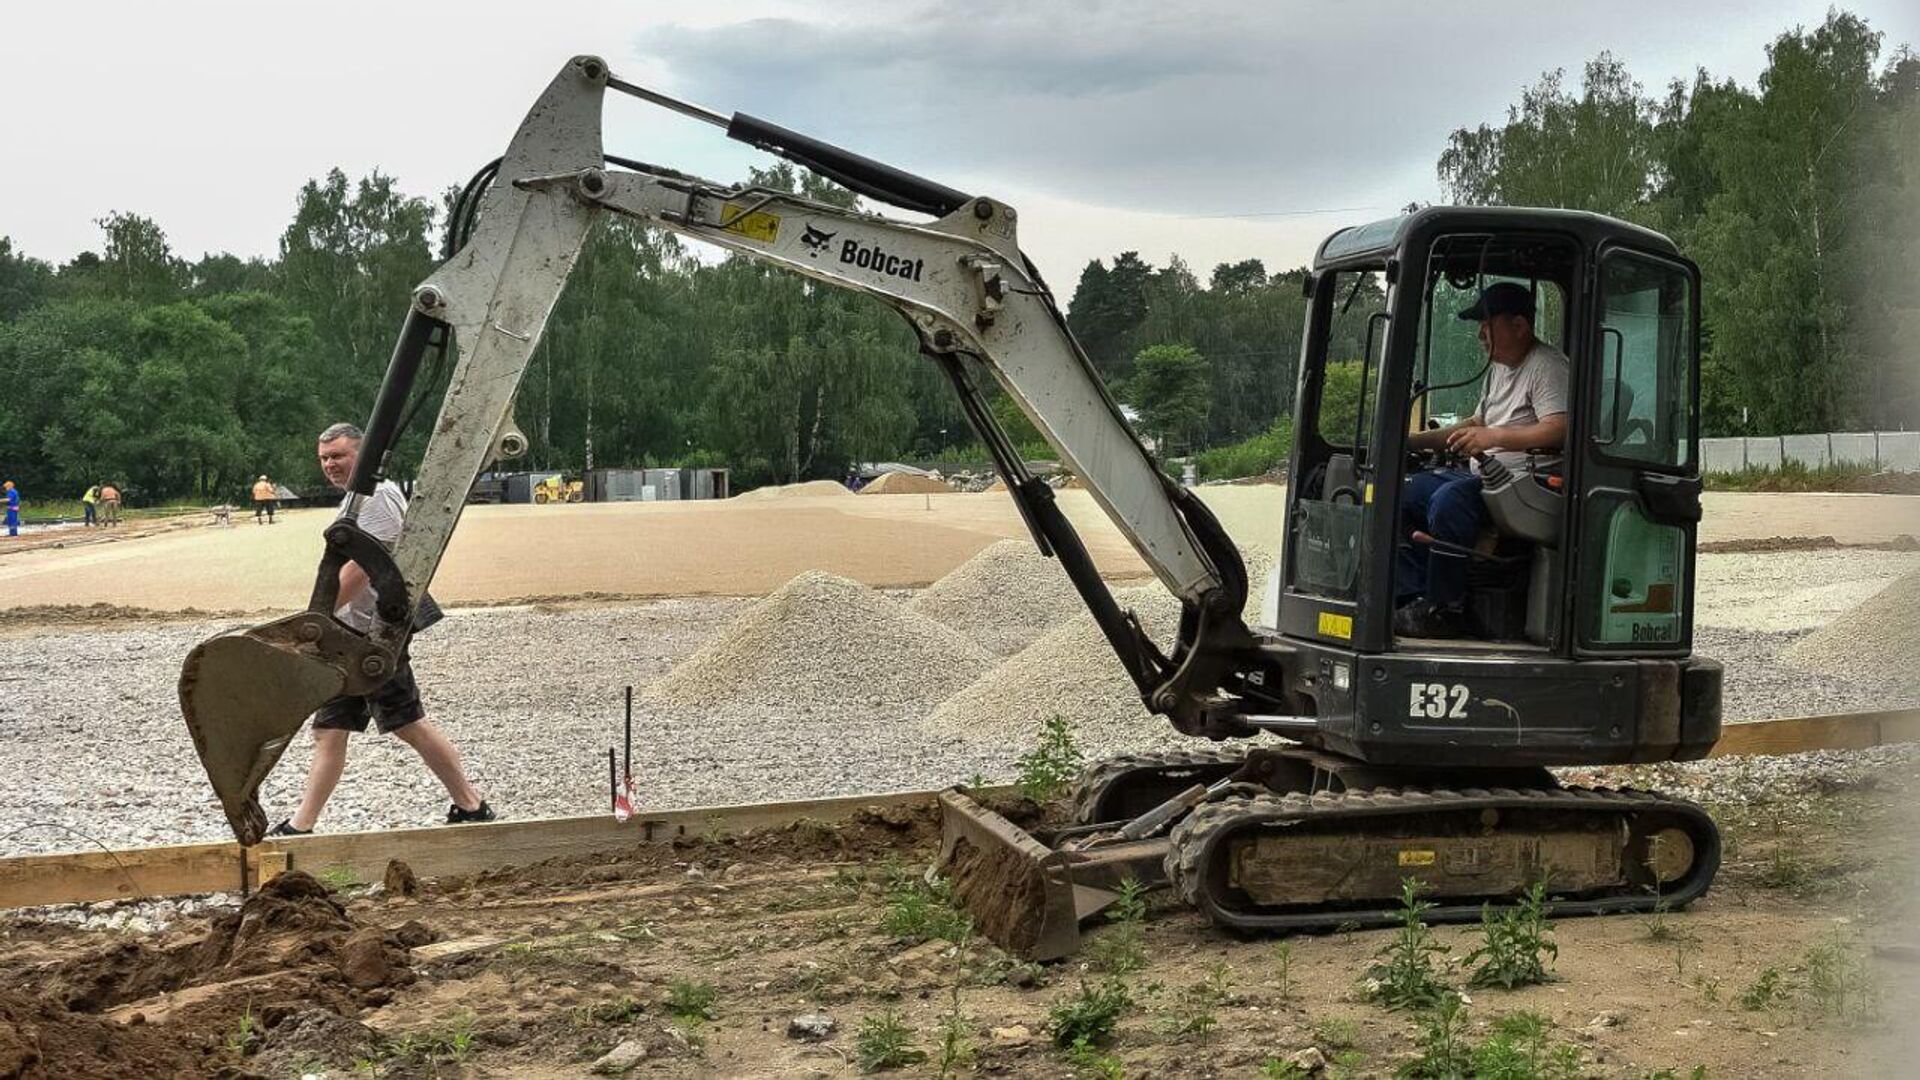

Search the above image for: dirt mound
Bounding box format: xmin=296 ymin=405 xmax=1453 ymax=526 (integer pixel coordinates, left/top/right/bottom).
xmin=1782 ymin=569 xmax=1920 ymax=688
xmin=923 ymin=584 xmax=1183 ymax=743
xmin=643 ymin=570 xmax=995 ymax=711
xmin=861 ymin=471 xmax=951 ymax=495
xmin=731 ymin=479 xmax=853 ymax=501
xmin=910 ymin=539 xmax=1085 ymax=655
xmin=43 ymin=872 xmax=418 ymax=1016
xmin=0 ymin=989 xmax=214 ymax=1079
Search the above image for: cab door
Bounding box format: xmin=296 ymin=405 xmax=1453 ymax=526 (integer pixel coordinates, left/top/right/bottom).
xmin=1573 ymin=247 xmax=1702 ymax=655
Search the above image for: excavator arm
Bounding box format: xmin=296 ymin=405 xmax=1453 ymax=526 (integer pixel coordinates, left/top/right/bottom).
xmin=180 ymin=56 xmax=1295 ymax=845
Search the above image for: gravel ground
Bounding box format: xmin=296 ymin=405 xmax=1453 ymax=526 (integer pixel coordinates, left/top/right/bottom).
xmin=3 ymin=551 xmax=1918 ymax=859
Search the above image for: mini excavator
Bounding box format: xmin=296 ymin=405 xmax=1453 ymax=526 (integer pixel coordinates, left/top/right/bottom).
xmin=180 ymin=57 xmax=1721 ymax=959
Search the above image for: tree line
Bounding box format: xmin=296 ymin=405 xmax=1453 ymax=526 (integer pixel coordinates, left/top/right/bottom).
xmin=0 ymin=10 xmax=1910 ymax=503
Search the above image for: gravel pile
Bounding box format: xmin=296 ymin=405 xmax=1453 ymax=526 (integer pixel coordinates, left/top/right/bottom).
xmin=730 ymin=479 xmax=852 ymax=501
xmin=1781 ymin=569 xmax=1920 ymax=688
xmin=1694 ymin=550 xmax=1920 ymax=632
xmin=922 ymin=584 xmax=1186 ymax=744
xmin=909 ymin=540 xmax=1086 ymax=655
xmin=643 ymin=571 xmax=994 ymax=711
xmin=860 ymin=472 xmax=951 ymax=495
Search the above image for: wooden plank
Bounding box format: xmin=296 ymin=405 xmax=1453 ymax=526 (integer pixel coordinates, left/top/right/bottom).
xmin=1709 ymin=708 xmax=1920 ymax=758
xmin=257 ymin=788 xmax=941 ymax=887
xmin=0 ymin=840 xmax=241 ymax=909
xmin=6 ymin=708 xmax=1919 ymax=913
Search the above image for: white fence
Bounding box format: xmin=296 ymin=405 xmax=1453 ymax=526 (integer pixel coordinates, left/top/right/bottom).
xmin=1700 ymin=431 xmax=1920 ymax=474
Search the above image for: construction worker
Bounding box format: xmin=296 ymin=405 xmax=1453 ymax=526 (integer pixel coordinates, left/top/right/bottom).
xmin=3 ymin=481 xmax=17 ymax=537
xmin=99 ymin=482 xmax=120 ymax=526
xmin=251 ymin=474 xmax=278 ymax=524
xmin=81 ymin=484 xmax=99 ymax=527
xmin=269 ymin=422 xmax=495 ymax=836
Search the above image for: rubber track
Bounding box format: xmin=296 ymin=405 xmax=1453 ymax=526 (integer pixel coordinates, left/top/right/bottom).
xmin=1166 ymin=785 xmax=1720 ymax=933
xmin=1069 ymin=748 xmax=1248 ymax=825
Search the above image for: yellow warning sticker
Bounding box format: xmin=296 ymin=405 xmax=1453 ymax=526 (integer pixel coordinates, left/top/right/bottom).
xmin=1398 ymin=849 xmax=1436 ymax=867
xmin=1364 ymin=482 xmax=1374 ymax=504
xmin=1317 ymin=611 xmax=1353 ymax=640
xmin=720 ymin=203 xmax=780 ymax=244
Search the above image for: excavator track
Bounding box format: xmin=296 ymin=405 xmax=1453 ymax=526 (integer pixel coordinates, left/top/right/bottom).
xmin=1069 ymin=748 xmax=1249 ymax=825
xmin=1166 ymin=785 xmax=1719 ymax=933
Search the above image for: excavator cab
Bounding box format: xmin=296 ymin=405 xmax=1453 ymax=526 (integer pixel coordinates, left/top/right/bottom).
xmin=1276 ymin=207 xmax=1720 ymax=767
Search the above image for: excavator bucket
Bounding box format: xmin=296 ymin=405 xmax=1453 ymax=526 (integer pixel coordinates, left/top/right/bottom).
xmin=937 ymin=789 xmax=1169 ymax=962
xmin=179 ymin=612 xmax=386 ymax=846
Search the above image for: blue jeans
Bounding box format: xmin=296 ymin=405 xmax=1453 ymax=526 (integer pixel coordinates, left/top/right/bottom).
xmin=1396 ymin=468 xmax=1486 ymax=608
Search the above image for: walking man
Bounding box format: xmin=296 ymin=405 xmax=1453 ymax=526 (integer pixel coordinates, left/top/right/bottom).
xmin=269 ymin=422 xmax=495 ymax=836
xmin=3 ymin=481 xmax=18 ymax=537
xmin=251 ymin=474 xmax=278 ymax=524
xmin=82 ymin=484 xmax=99 ymax=527
xmin=99 ymin=482 xmax=120 ymax=526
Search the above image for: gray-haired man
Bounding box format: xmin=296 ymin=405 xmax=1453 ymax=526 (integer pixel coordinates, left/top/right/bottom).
xmin=268 ymin=422 xmax=495 ymax=835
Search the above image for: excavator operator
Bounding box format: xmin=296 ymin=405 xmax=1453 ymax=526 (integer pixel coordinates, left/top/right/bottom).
xmin=1394 ymin=281 xmax=1569 ymax=638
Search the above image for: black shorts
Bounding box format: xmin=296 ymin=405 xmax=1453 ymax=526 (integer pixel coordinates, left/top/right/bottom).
xmin=313 ymin=656 xmax=425 ymax=734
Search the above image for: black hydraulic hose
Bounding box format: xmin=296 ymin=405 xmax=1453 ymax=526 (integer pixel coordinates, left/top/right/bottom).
xmin=349 ymin=308 xmax=442 ymax=496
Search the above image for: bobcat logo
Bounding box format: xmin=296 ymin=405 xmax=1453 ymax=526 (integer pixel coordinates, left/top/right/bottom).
xmin=800 ymin=225 xmax=836 ymax=256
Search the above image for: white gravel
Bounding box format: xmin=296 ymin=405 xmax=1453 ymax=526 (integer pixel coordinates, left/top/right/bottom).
xmin=2 ymin=549 xmax=1916 ymax=860
xmin=909 ymin=539 xmax=1087 ymax=656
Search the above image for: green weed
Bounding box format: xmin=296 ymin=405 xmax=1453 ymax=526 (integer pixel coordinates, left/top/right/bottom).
xmin=224 ymin=1004 xmax=259 ymax=1055
xmin=1064 ymin=1035 xmax=1125 ymax=1078
xmin=1756 ymin=847 xmax=1815 ymax=892
xmin=1469 ymin=1011 xmax=1582 ymax=1079
xmin=881 ymin=871 xmax=973 ymax=945
xmin=1802 ymin=930 xmax=1880 ymax=1023
xmin=1273 ymin=941 xmax=1295 ymax=999
xmin=855 ymin=1007 xmax=927 ymax=1072
xmin=1314 ymin=1016 xmax=1360 ymax=1050
xmin=1048 ymin=978 xmax=1133 ymax=1049
xmin=1738 ymin=966 xmax=1785 ymax=1011
xmin=315 ymin=866 xmax=361 ymax=890
xmin=388 ymin=1011 xmax=477 ymax=1066
xmin=1261 ymin=1058 xmax=1311 ymax=1079
xmin=665 ymin=979 xmax=718 ymax=1022
xmin=1465 ymin=882 xmax=1558 ymax=989
xmin=1364 ymin=879 xmax=1453 ymax=1010
xmin=934 ymin=988 xmax=975 ymax=1078
xmin=1016 ymin=715 xmax=1084 ymax=800
xmin=573 ymin=995 xmax=645 ymax=1026
xmin=1085 ymin=878 xmax=1149 ymax=975
xmin=1158 ymin=963 xmax=1232 ymax=1039
xmin=1397 ymin=994 xmax=1472 ymax=1078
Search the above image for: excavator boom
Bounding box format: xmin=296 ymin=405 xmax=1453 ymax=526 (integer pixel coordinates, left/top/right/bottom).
xmin=179 ymin=55 xmax=1280 ymax=846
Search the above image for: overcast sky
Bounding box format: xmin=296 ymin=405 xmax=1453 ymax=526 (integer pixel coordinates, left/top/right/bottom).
xmin=4 ymin=1 xmax=1914 ymax=286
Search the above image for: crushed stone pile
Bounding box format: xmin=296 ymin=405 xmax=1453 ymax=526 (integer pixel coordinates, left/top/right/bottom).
xmin=923 ymin=584 xmax=1183 ymax=743
xmin=1782 ymin=569 xmax=1920 ymax=688
xmin=644 ymin=570 xmax=995 ymax=711
xmin=861 ymin=471 xmax=952 ymax=495
xmin=731 ymin=479 xmax=853 ymax=501
xmin=909 ymin=539 xmax=1088 ymax=655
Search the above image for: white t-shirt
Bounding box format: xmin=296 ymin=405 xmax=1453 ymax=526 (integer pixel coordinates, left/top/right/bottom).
xmin=334 ymin=480 xmax=409 ymax=631
xmin=1476 ymin=341 xmax=1570 ymax=473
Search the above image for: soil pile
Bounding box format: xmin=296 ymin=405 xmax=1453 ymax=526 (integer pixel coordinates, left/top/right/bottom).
xmin=923 ymin=584 xmax=1182 ymax=742
xmin=1782 ymin=569 xmax=1920 ymax=687
xmin=644 ymin=571 xmax=995 ymax=711
xmin=5 ymin=873 xmax=426 ymax=1079
xmin=861 ymin=472 xmax=951 ymax=495
xmin=910 ymin=539 xmax=1085 ymax=655
xmin=731 ymin=479 xmax=853 ymax=501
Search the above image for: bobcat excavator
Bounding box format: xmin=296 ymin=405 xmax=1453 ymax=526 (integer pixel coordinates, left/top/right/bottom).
xmin=180 ymin=57 xmax=1722 ymax=960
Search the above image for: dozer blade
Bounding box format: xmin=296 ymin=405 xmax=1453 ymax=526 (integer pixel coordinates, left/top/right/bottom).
xmin=937 ymin=789 xmax=1170 ymax=962
xmin=179 ymin=612 xmax=393 ymax=846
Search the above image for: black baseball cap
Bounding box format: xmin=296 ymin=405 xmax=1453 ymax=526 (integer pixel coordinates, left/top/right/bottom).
xmin=1457 ymin=281 xmax=1536 ymax=321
